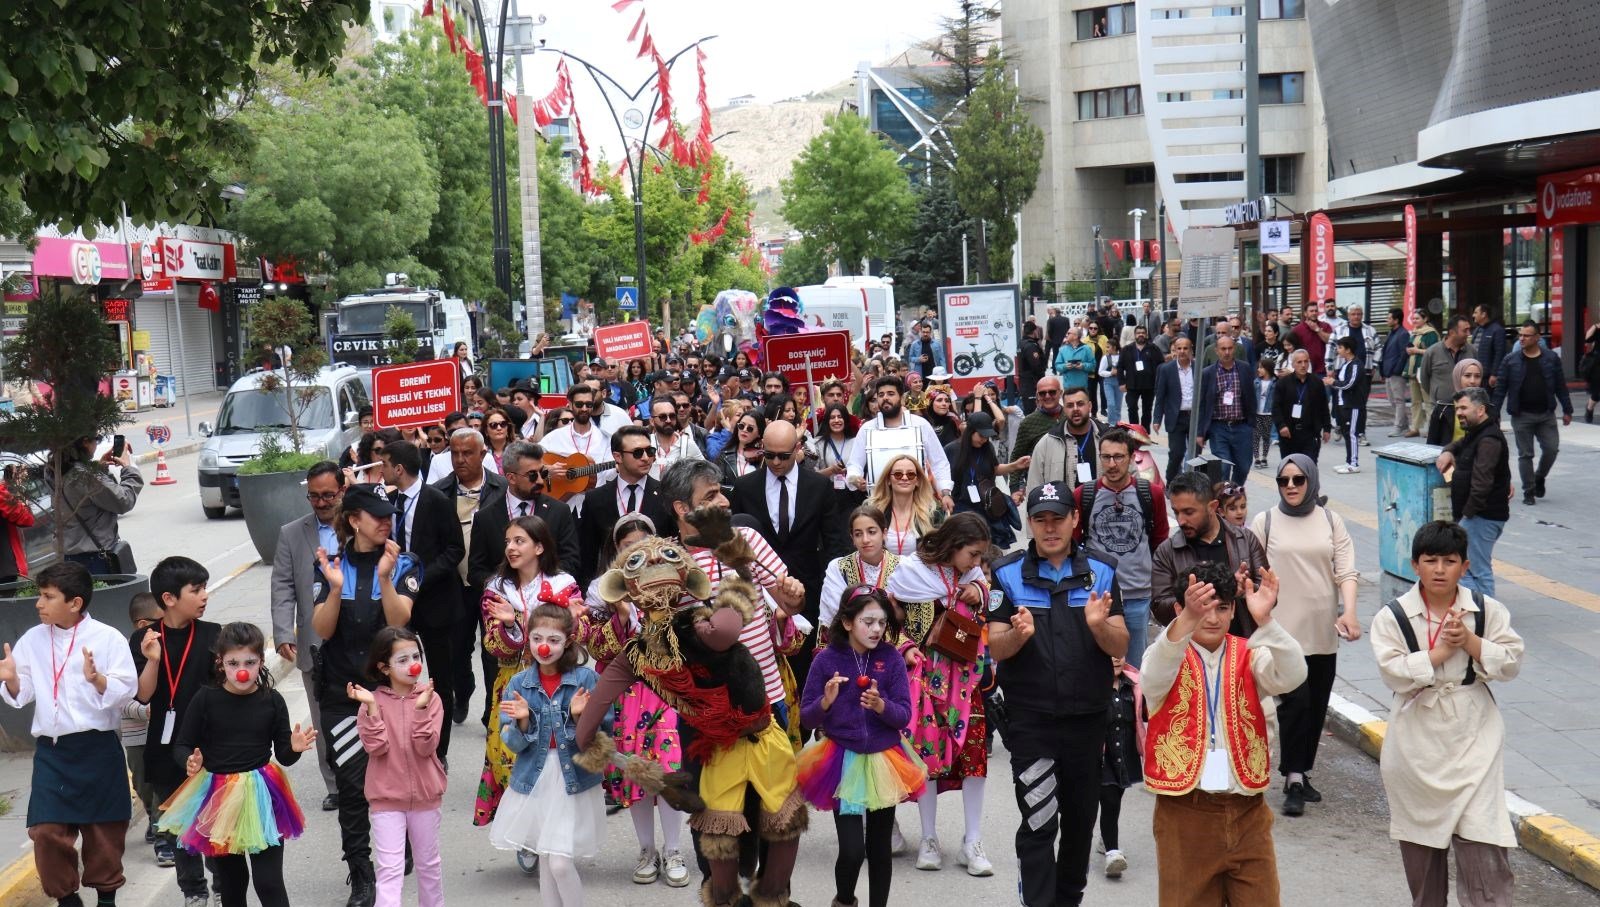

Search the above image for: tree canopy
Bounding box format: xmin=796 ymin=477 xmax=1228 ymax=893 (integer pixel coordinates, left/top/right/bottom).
xmin=947 ymin=62 xmax=1043 ymax=283
xmin=884 ymin=177 xmax=973 ymax=308
xmin=780 ymin=113 xmax=916 ymax=275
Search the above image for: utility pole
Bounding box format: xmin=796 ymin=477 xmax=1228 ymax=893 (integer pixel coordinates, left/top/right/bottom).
xmin=1092 ymin=225 xmax=1104 ymax=301
xmin=505 ymin=8 xmax=547 ymax=342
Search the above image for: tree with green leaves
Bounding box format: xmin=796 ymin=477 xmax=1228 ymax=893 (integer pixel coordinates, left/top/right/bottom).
xmin=781 ymin=114 xmax=916 ymax=275
xmin=245 ymin=295 xmax=330 ymax=457
xmin=382 ymin=306 xmax=422 ymax=364
xmin=774 ymin=237 xmax=829 ymax=289
xmin=916 ymin=0 xmax=1001 ymax=128
xmin=947 ymin=63 xmax=1042 ymax=283
xmin=0 ymin=1 xmax=369 ymax=233
xmin=884 ymin=177 xmax=973 ymax=308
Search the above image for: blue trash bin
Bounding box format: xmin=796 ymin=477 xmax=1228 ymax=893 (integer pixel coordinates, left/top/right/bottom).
xmin=1374 ymin=441 xmax=1453 ymax=598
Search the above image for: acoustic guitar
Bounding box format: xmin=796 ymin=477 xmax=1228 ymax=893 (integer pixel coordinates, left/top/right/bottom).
xmin=539 ymin=451 xmax=617 ymax=501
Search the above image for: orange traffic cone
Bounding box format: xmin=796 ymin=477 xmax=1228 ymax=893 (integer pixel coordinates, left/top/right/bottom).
xmin=152 ymin=448 xmax=177 ymax=486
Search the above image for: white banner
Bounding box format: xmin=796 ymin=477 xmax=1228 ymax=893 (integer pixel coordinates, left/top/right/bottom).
xmin=1177 ymin=227 xmax=1234 ymax=320
xmin=936 ymin=283 xmax=1021 ymax=393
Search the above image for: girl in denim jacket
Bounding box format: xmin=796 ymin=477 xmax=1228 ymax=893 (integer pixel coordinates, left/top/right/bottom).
xmin=487 ymin=603 xmax=607 ymax=907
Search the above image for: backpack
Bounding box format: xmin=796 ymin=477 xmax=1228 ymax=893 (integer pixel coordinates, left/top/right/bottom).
xmin=1259 ymin=506 xmax=1335 ymax=552
xmin=1078 ymin=478 xmax=1156 ymax=552
xmin=1383 ymin=593 xmax=1487 ymax=685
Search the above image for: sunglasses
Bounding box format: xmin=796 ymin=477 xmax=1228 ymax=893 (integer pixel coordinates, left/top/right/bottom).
xmin=889 ymin=470 xmax=919 ymax=480
xmin=568 ymin=401 xmax=593 ymax=409
xmin=1275 ymin=474 xmax=1308 ymax=488
xmin=623 ymin=446 xmax=657 ymax=459
xmin=557 ymin=417 xmax=574 ymax=425
xmin=306 ymin=491 xmax=340 ymax=503
xmin=1217 ymin=482 xmax=1245 ymax=499
xmin=1036 ymin=389 xmax=1060 ymax=397
xmin=762 ymin=450 xmax=794 ymax=461
xmin=486 ymin=421 xmax=509 ymax=429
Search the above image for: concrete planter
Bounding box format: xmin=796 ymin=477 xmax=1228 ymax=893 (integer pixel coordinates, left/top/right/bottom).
xmin=0 ymin=573 xmax=150 ymax=748
xmin=238 ymin=470 xmax=312 ymax=564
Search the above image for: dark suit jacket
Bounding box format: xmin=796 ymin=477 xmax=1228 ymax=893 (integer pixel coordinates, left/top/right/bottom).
xmin=399 ymin=482 xmax=465 ymax=630
xmin=469 ymin=489 xmax=582 ymax=584
xmin=577 ymin=476 xmax=676 ymax=587
xmin=433 ymin=470 xmax=508 ymax=591
xmin=729 ymin=466 xmax=848 ymax=621
xmin=1196 ymin=361 xmax=1257 ymax=441
xmin=1117 ymin=342 xmax=1164 ymax=392
xmin=1152 ymin=360 xmax=1193 ymax=433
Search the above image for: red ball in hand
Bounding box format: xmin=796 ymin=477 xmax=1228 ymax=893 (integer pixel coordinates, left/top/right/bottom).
xmin=235 ymin=669 xmax=251 ymax=684
xmin=408 ymin=662 xmax=423 ymax=677
xmin=856 ymin=675 xmax=871 ymax=689
xmin=537 ymin=644 xmax=552 ymax=659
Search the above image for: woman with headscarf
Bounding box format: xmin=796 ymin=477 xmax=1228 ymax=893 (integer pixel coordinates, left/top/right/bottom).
xmin=1248 ymin=454 xmax=1360 ymax=819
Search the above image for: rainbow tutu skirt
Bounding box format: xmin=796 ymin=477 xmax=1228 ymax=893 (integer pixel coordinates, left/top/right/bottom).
xmin=795 ymin=737 xmax=927 ymax=816
xmin=155 ymin=764 xmax=305 ymax=856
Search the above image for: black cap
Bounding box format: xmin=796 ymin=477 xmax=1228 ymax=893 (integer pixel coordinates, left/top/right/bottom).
xmin=341 ymin=483 xmax=398 ymax=518
xmin=512 ymin=379 xmax=541 ymax=400
xmin=967 ymin=410 xmax=998 ymax=438
xmin=1026 ymin=482 xmax=1072 ymax=517
xmin=737 ymin=368 xmax=756 ymax=380
xmin=590 ymin=357 xmax=609 ymax=368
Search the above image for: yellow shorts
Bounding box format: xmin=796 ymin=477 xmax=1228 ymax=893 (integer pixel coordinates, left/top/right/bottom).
xmin=699 ymin=721 xmax=798 ymax=819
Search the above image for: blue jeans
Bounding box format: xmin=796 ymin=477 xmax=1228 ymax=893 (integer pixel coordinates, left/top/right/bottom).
xmin=1122 ymin=597 xmax=1151 ymax=670
xmin=1102 ymin=381 xmax=1124 ymax=426
xmin=1208 ymin=421 xmax=1253 ymax=484
xmin=1459 ymin=516 xmax=1505 ymax=598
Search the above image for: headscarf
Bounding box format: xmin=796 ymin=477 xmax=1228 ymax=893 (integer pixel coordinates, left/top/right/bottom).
xmin=1276 ymin=453 xmax=1324 ymax=517
xmin=1452 ymin=357 xmax=1484 ymax=391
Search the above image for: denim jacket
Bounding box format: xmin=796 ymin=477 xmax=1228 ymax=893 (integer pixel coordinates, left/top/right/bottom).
xmin=500 ymin=665 xmax=608 ymax=795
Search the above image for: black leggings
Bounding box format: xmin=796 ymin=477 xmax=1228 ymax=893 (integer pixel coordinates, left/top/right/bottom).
xmin=211 ymin=844 xmax=289 ymax=907
xmin=1098 ymin=785 xmax=1124 ymax=852
xmin=834 ymin=808 xmax=894 ymax=907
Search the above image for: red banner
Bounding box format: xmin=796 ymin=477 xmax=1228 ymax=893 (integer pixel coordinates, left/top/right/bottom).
xmin=371 ymin=359 xmax=463 ymax=430
xmin=1149 ymin=240 xmax=1162 ymax=263
xmin=1109 ymin=239 xmax=1125 ymax=260
xmin=1537 ymin=166 xmax=1600 ymax=229
xmin=594 ymin=320 xmax=654 ymax=362
xmin=760 ymin=330 xmax=853 ymax=384
xmin=1402 ymin=204 xmax=1417 ymax=324
xmin=1309 ymin=212 xmax=1334 ymax=307
xmin=1550 ymin=230 xmax=1565 ymax=346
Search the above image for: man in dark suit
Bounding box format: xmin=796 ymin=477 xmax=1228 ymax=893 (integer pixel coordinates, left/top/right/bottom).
xmin=382 ymin=441 xmax=465 ymax=759
xmin=1118 ymin=324 xmax=1165 ymax=429
xmin=432 ymin=427 xmax=507 ymax=725
xmin=1152 ymin=335 xmax=1197 ymax=482
xmin=577 ymin=425 xmax=675 ymax=586
xmin=729 ymin=420 xmax=849 ymax=688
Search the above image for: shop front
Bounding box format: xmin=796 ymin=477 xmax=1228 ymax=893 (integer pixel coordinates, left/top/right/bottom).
xmin=130 ymin=236 xmax=236 ymax=397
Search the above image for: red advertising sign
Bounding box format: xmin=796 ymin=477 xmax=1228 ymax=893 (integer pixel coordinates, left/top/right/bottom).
xmin=1403 ymin=204 xmax=1417 ymax=324
xmin=593 ymin=320 xmax=654 ymax=362
xmin=1537 ymin=166 xmax=1600 ymax=229
xmin=1308 ymin=212 xmax=1334 ymax=305
xmin=370 ymin=359 xmax=462 ymax=430
xmin=1550 ymin=230 xmax=1565 ymax=346
xmin=760 ymin=330 xmax=853 ymax=384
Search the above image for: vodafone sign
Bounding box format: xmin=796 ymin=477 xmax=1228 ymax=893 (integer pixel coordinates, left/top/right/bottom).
xmin=1537 ymin=166 xmax=1600 ymax=229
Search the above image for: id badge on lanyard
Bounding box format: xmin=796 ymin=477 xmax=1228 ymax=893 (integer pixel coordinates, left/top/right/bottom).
xmin=1198 ymin=656 xmax=1230 ymax=791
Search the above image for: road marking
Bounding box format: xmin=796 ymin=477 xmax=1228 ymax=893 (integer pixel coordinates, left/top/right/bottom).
xmin=207 ymin=558 xmax=258 ymax=594
xmin=203 ymin=541 xmax=255 ymax=572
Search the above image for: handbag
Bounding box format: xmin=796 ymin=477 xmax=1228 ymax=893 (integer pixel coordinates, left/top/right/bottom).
xmin=927 ymin=601 xmax=983 ymax=664
xmin=981 ymin=479 xmax=1010 ymax=520
xmin=68 ymin=506 xmax=133 ymax=574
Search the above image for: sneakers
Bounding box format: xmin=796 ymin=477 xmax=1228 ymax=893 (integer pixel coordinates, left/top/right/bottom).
xmin=1300 ymin=776 xmax=1323 ymax=803
xmin=182 ymin=897 xmax=207 ymax=907
xmin=662 ymin=850 xmax=690 ymax=887
xmin=516 ymin=849 xmax=540 ymax=876
xmin=1334 ymin=464 xmax=1360 ymax=474
xmin=915 ymin=836 xmax=943 ymax=871
xmin=144 ymin=821 xmax=157 ymax=844
xmin=321 ymin=793 xmax=339 ymax=812
xmin=1523 ymin=493 xmax=1536 ymax=506
xmin=1359 ymin=434 xmax=1369 ymax=446
xmin=154 ymin=840 xmax=176 ymax=868
xmin=1535 ymin=475 xmax=1547 ymax=498
xmin=1105 ymin=849 xmax=1128 ymax=878
xmin=957 ymin=839 xmax=994 ymax=877
xmin=890 ymin=820 xmax=908 ymax=856
xmin=632 ymin=847 xmax=660 ymax=884
xmin=1282 ymin=781 xmax=1306 ymax=817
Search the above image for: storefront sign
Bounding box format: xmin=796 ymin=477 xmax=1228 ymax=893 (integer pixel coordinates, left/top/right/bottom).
xmin=1403 ymin=204 xmax=1417 ymax=324
xmin=30 ymin=237 xmax=131 ymax=282
xmin=1309 ymin=212 xmax=1334 ymax=304
xmin=132 ymin=330 xmax=151 ymax=350
xmin=371 ymin=359 xmax=462 ymax=429
xmin=1223 ymin=196 xmax=1272 ymax=226
xmin=1259 ymin=220 xmax=1291 ymax=254
xmin=760 ymin=330 xmax=852 ymax=385
xmin=102 ymin=298 xmax=131 ymax=322
xmin=1550 ymin=230 xmax=1565 ymax=346
xmin=233 ymin=285 xmax=263 ymax=306
xmin=1537 ymin=166 xmax=1600 ymax=229
xmin=156 ymin=237 xmax=236 ymax=281
xmin=593 ymin=320 xmax=654 ymax=362
xmin=3 ymin=276 xmax=38 ymax=302
xmin=936 ymin=283 xmax=1022 ymax=395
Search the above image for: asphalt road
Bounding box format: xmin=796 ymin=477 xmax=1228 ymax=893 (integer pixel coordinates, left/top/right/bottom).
xmin=89 ymin=449 xmax=1600 ymax=905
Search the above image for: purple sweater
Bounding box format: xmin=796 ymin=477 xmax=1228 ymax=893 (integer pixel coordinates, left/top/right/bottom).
xmin=800 ymin=643 xmax=913 ymax=754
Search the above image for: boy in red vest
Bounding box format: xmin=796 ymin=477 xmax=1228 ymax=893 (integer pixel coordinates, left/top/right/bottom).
xmin=1141 ymin=560 xmax=1307 ymax=907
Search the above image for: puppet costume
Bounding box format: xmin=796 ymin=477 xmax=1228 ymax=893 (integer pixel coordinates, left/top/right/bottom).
xmin=578 ymin=604 xmax=685 ymax=808
xmin=575 ymin=508 xmax=806 ymax=907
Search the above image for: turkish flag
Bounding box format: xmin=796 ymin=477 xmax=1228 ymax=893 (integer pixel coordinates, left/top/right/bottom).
xmin=1149 ymin=240 xmax=1162 ymax=263
xmin=197 ymin=282 xmax=220 ymax=312
xmin=1110 ymin=239 xmax=1126 ymax=260
xmin=442 ymin=7 xmax=457 ymax=53
xmin=422 ymin=0 xmax=434 ymax=15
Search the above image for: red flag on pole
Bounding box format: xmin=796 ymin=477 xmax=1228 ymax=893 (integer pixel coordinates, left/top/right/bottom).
xmin=1149 ymin=240 xmax=1162 ymax=263
xmin=442 ymin=6 xmax=457 ymax=53
xmin=422 ymin=0 xmax=434 ymax=15
xmin=1110 ymin=239 xmax=1126 ymax=260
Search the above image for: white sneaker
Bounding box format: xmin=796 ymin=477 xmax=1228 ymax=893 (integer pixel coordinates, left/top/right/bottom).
xmin=958 ymin=839 xmax=994 ymax=877
xmin=1105 ymin=849 xmax=1128 ymax=878
xmin=915 ymin=836 xmax=943 ymax=871
xmin=661 ymin=850 xmax=690 ymax=887
xmin=632 ymin=847 xmax=660 ymax=884
xmin=1334 ymin=464 xmax=1360 ymax=474
xmin=890 ymin=820 xmax=908 ymax=856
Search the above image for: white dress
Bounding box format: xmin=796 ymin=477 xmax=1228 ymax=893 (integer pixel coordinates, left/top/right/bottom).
xmin=489 ymin=748 xmax=606 ymax=858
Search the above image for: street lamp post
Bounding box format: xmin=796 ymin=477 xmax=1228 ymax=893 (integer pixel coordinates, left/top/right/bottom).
xmin=465 ymin=0 xmax=518 ymax=319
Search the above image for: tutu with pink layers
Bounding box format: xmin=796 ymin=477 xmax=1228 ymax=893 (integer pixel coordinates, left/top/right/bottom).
xmin=155 ymin=764 xmax=305 ymax=856
xmin=795 ymin=737 xmax=927 ymax=816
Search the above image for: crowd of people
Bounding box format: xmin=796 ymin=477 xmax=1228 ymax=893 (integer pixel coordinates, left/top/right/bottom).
xmin=0 ymin=296 xmax=1563 ymax=907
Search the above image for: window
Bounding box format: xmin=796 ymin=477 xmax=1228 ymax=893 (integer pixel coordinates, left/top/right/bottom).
xmin=1261 ymin=156 xmax=1296 ymax=195
xmin=1125 ymin=166 xmax=1156 ymax=185
xmin=1076 ymin=4 xmax=1138 ymax=39
xmin=1259 ymin=0 xmax=1305 ymax=18
xmin=1076 ymin=85 xmax=1143 ymax=120
xmin=1258 ymin=72 xmax=1305 ymax=104
xmin=1158 ymin=92 xmax=1192 ymax=103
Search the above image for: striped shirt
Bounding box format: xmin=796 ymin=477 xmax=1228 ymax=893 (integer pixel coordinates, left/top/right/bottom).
xmin=682 ymin=526 xmax=790 ymax=703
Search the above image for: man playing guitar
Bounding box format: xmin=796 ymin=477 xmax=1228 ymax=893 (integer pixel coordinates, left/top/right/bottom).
xmin=539 ymin=382 xmax=614 ymax=514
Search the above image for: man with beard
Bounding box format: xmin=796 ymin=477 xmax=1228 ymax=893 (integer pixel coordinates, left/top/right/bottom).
xmin=1117 ymin=325 xmax=1164 ymax=429
xmin=1073 ymin=428 xmax=1168 ymax=667
xmin=577 ymin=425 xmax=674 ymax=586
xmin=1149 ymin=470 xmax=1268 ymax=636
xmin=1273 ymin=350 xmax=1332 ymax=462
xmin=1013 ymin=376 xmax=1067 ymax=461
xmin=435 ymin=427 xmax=507 ymax=725
xmin=1197 ymin=335 xmax=1256 ymax=485
xmin=846 ymin=376 xmax=955 ymax=510
xmin=1026 ymin=386 xmax=1107 ymax=496
xmin=1152 ymin=336 xmax=1196 ymax=481
xmin=540 ymin=382 xmax=613 ymax=515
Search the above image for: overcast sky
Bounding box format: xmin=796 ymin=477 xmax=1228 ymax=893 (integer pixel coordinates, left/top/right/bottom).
xmin=511 ymin=0 xmax=947 ymax=160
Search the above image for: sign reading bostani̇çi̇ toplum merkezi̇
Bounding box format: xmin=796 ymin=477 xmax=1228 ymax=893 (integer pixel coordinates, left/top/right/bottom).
xmin=371 ymin=358 xmax=462 ymax=430
xmin=759 ymin=330 xmax=853 ymax=384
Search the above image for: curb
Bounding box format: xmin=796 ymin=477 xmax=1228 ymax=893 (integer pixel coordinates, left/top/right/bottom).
xmin=134 ymin=440 xmax=202 ymax=465
xmin=0 ymin=557 xmax=258 ymax=907
xmin=1326 ymin=692 xmax=1600 ymax=892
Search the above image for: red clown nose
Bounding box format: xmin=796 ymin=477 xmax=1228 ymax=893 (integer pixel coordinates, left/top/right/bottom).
xmin=235 ymin=669 xmax=251 ymax=684
xmin=537 ymin=644 xmax=552 ymax=659
xmin=408 ymin=662 xmax=423 ymax=677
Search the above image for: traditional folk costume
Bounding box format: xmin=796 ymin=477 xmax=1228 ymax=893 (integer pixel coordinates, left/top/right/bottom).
xmin=1 ymin=614 xmax=137 ymax=902
xmin=580 ymin=590 xmax=684 ymax=809
xmin=1141 ymin=618 xmax=1306 ymax=907
xmin=817 ymin=551 xmax=900 ymax=647
xmin=473 ymin=571 xmax=581 ymax=826
xmin=1371 ymin=584 xmax=1523 ymax=907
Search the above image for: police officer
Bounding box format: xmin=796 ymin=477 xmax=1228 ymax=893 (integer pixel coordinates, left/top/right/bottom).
xmin=986 ymin=481 xmax=1128 ymax=907
xmin=311 ymin=484 xmax=422 ymax=907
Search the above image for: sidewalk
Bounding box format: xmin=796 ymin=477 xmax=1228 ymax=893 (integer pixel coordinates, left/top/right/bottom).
xmin=118 ymin=390 xmax=225 ymax=463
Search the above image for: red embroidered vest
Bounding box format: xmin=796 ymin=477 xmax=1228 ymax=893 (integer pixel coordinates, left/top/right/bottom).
xmin=1142 ymin=636 xmax=1271 ymax=794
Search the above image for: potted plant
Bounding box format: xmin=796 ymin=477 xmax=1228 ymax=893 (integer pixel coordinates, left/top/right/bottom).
xmin=234 ymin=295 xmax=329 ymax=563
xmin=0 ymin=291 xmax=150 ymax=743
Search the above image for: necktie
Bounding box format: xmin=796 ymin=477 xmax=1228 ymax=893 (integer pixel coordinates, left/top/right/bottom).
xmin=777 ymin=474 xmax=790 ymax=537
xmin=626 ymin=484 xmax=638 ymax=514
xmin=518 ymin=501 xmax=530 ymax=518
xmin=394 ymin=495 xmax=410 ymax=550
